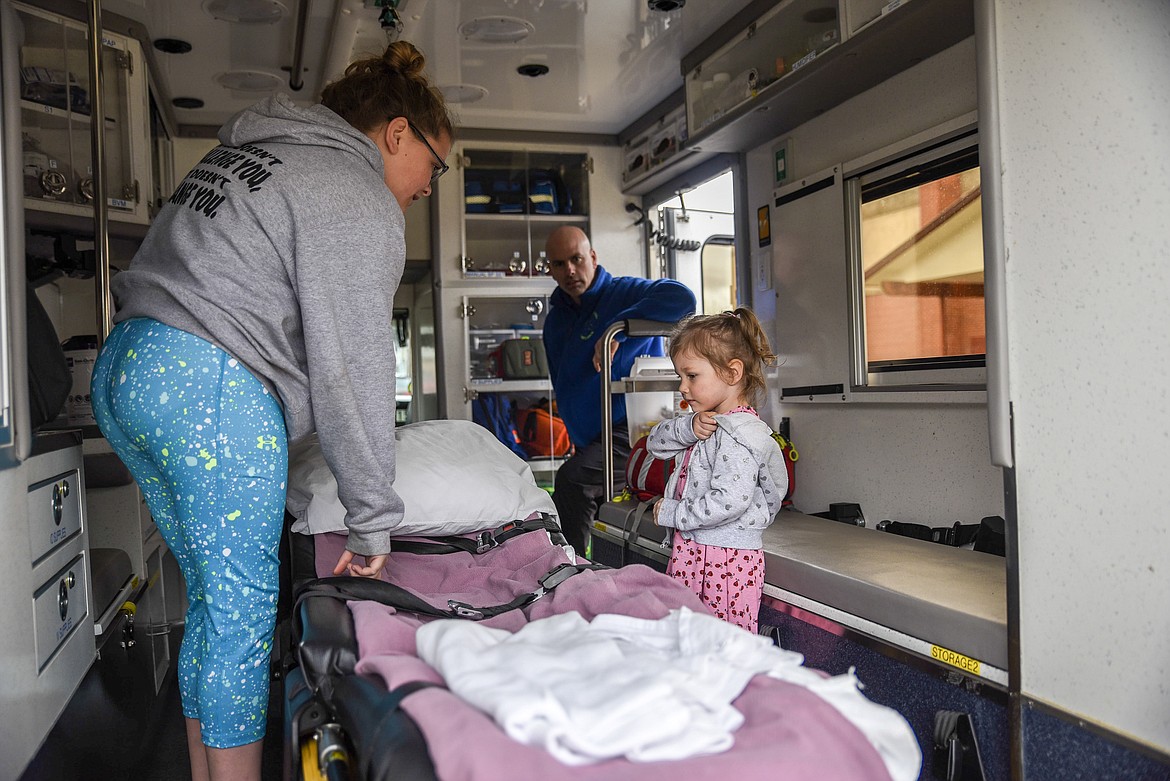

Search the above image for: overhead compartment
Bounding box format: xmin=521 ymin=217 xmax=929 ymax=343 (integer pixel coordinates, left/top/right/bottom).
xmin=680 ymin=0 xmax=974 ymax=155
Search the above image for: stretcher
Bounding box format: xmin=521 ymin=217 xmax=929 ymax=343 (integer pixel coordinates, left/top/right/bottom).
xmin=279 ymin=422 xmax=921 ymax=781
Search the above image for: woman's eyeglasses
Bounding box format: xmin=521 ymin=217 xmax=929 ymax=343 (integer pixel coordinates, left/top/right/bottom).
xmin=409 ymin=124 xmax=449 ymax=184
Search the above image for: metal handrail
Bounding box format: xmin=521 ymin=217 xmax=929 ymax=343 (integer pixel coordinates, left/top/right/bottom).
xmin=87 ymin=0 xmax=111 ymax=345
xmin=600 ymin=319 xmax=678 ymax=499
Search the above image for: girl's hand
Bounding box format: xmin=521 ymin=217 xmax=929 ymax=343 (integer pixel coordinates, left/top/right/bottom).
xmin=692 ymin=411 xmax=718 ymax=440
xmin=333 ymin=549 xmax=389 ymax=579
xmin=653 ymin=498 xmax=663 ymax=524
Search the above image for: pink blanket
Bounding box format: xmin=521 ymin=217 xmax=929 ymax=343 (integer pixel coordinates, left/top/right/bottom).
xmin=312 ymin=531 xmax=900 ymax=781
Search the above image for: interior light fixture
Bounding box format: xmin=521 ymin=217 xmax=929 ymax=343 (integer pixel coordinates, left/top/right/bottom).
xmin=647 ymin=0 xmax=685 ymax=11
xmin=202 ymin=0 xmax=286 ymax=24
xmin=440 ymin=84 xmax=489 ymax=104
xmin=172 ymin=97 xmax=205 ymax=109
xmin=153 ymin=38 xmax=192 ymax=54
xmin=459 ymin=16 xmax=535 ymax=43
xmin=214 ymin=70 xmax=285 ymax=92
xmin=517 ymin=63 xmax=549 ymax=78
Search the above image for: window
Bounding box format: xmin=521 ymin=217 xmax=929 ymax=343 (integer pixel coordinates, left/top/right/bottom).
xmin=848 ymin=135 xmax=985 ymax=389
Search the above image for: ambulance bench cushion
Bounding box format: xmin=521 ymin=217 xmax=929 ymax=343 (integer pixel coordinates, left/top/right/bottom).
xmin=286 ymin=419 xmax=557 ymax=537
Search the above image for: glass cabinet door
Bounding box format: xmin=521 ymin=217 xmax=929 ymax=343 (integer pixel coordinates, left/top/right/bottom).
xmin=461 ymin=148 xmax=590 ymax=279
xmin=15 ymin=3 xmax=147 ymax=225
xmin=99 ymin=32 xmax=137 ymax=215
xmin=17 ymin=7 xmax=92 ymax=208
xmin=686 ymin=0 xmax=842 ymax=135
xmin=463 ymin=294 xmax=550 ymax=387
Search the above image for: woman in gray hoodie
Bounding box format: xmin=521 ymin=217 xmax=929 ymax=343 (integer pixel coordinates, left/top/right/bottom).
xmin=649 ymin=309 xmax=789 ymax=633
xmin=90 ymin=40 xmax=452 ymax=781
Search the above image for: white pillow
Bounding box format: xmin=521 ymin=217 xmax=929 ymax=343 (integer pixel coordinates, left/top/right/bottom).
xmin=286 ymin=419 xmax=557 ymax=537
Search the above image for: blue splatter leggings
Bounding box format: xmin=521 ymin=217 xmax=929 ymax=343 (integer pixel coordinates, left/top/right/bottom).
xmin=91 ymin=317 xmax=287 ymax=749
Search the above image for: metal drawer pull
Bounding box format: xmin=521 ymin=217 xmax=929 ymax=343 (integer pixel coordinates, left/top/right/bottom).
xmin=51 ymin=481 xmax=68 ymax=524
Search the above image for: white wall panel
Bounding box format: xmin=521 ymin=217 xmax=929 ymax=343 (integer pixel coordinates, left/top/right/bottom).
xmin=994 ymin=0 xmax=1170 ymax=751
xmin=742 ymin=38 xmax=1001 ymax=531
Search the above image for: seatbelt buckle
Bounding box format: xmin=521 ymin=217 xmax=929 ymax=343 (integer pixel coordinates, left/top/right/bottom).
xmin=447 ymin=601 xmax=485 ymax=619
xmin=475 ymin=530 xmax=499 ymax=554
xmin=539 ymin=563 xmax=580 ymax=591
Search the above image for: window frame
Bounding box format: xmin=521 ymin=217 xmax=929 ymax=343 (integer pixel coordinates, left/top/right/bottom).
xmin=845 ymin=126 xmax=986 ymax=393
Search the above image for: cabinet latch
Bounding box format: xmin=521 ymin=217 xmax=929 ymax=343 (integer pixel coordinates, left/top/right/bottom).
xmin=463 ymin=386 xmax=479 ymax=402
xmin=458 ymin=302 xmax=476 ymax=319
xmin=584 ymin=157 xmax=594 ymax=175
xmin=122 ymin=179 xmax=140 ymax=204
xmin=116 ymin=49 xmax=133 ymax=74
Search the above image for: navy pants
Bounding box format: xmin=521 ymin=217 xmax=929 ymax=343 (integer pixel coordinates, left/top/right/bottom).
xmin=553 ymin=424 xmax=630 ymax=557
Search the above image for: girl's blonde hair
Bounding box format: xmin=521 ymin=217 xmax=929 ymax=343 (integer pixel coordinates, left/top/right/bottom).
xmin=320 ymin=40 xmax=454 ymax=142
xmin=668 ymin=308 xmax=777 ymax=406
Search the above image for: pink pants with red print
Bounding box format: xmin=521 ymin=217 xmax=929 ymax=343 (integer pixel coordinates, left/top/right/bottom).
xmin=666 ymin=531 xmax=765 ymax=633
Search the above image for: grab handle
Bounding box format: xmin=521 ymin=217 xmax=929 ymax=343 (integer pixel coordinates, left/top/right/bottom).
xmin=600 ymin=319 xmax=677 ymax=499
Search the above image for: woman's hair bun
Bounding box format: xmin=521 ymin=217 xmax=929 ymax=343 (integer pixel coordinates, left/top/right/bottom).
xmin=383 ymin=41 xmax=426 ymax=80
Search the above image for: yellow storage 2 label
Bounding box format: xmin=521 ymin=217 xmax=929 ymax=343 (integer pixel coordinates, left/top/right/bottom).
xmin=931 ymin=644 xmax=981 ymax=676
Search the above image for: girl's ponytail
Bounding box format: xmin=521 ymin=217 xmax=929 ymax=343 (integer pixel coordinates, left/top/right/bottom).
xmin=669 ymin=308 xmax=777 ymax=406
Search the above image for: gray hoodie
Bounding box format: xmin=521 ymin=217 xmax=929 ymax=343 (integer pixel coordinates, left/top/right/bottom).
xmin=648 ymin=412 xmax=788 ymax=549
xmin=111 ymin=94 xmax=405 ymax=556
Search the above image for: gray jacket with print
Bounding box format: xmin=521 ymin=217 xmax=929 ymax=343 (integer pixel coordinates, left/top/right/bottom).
xmin=647 ymin=412 xmax=789 ymax=549
xmin=111 ymin=94 xmax=404 ymax=556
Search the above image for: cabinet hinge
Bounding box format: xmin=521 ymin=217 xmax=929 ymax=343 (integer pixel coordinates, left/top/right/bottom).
xmin=116 ymin=50 xmax=133 ymax=74
xmin=122 ymin=179 xmax=140 ymax=203
xmin=463 ymin=386 xmax=479 ymax=402
xmin=584 ymin=156 xmax=594 ymax=175
xmin=458 ymin=302 xmax=476 ymax=318
xmin=457 ymin=154 xmax=470 ymax=169
xmin=746 ymin=22 xmax=756 ymax=40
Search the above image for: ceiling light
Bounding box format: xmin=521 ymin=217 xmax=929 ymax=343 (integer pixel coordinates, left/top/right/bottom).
xmin=202 ymin=0 xmax=286 ymax=24
xmin=153 ymin=38 xmax=192 ymax=54
xmin=517 ymin=63 xmax=549 ymax=78
xmin=441 ymin=84 xmax=489 ymax=104
xmin=172 ymin=97 xmax=205 ymax=109
xmin=215 ymin=70 xmax=285 ymax=92
xmin=647 ymin=0 xmax=685 ymax=11
xmin=459 ymin=16 xmax=535 ymax=43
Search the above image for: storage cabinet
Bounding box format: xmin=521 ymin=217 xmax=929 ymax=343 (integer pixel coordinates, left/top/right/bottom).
xmin=459 ymin=148 xmax=590 ymax=279
xmin=459 ymin=290 xmax=565 ymax=485
xmin=14 ymin=2 xmax=151 ymax=228
xmin=8 ymin=433 xmax=97 ymax=774
xmin=679 ymin=0 xmax=974 ymax=154
xmin=434 ymin=144 xmax=602 ymax=483
xmin=686 ymin=0 xmax=842 ymax=136
xmin=620 ymin=101 xmax=694 ymax=194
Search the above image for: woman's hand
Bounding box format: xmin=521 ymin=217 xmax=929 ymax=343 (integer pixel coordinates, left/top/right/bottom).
xmin=691 ymin=411 xmax=718 ymax=440
xmin=332 ymin=549 xmax=389 ymax=579
xmin=653 ymin=498 xmax=663 ymax=525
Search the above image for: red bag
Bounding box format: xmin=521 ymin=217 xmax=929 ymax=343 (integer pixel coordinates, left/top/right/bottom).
xmin=515 ymin=401 xmax=571 ymax=458
xmin=624 ymin=429 xmax=799 ymax=505
xmin=624 ymin=435 xmax=676 ymax=501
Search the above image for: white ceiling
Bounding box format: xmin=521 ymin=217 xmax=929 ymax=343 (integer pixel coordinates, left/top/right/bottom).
xmin=105 ymin=0 xmax=758 ymax=136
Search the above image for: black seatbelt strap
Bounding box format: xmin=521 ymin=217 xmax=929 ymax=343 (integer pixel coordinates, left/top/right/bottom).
xmin=295 ymin=561 xmax=604 ymax=622
xmin=390 ymin=515 xmax=562 ymax=556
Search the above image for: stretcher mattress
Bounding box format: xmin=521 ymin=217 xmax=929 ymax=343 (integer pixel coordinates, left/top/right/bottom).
xmin=295 ymin=528 xmax=922 ymax=781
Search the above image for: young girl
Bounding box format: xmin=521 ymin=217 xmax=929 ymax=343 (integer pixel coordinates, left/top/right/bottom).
xmin=649 ymin=308 xmax=788 ymax=633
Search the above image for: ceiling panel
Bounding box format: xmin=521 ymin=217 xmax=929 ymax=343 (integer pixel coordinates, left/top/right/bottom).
xmin=107 ymin=0 xmax=758 ymax=135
